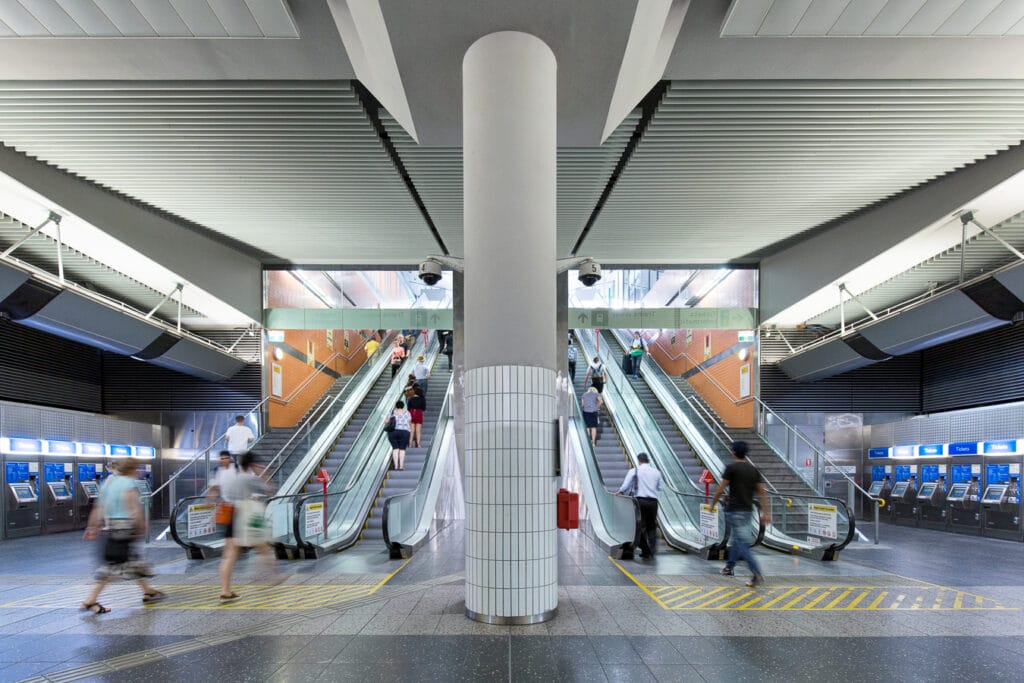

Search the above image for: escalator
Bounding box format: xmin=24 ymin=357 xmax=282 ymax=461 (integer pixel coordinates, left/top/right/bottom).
xmin=286 ymin=338 xmax=443 ymax=558
xmin=168 ymin=336 xmax=423 ymax=559
xmin=607 ymin=329 xmax=857 ymax=560
xmin=363 ymin=360 xmax=452 ymax=543
xmin=570 ymin=356 xmax=632 ymax=491
xmin=574 ymin=331 xmax=728 ymax=558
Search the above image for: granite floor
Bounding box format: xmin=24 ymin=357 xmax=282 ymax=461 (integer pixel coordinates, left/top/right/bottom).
xmin=0 ymin=521 xmax=1022 ymax=681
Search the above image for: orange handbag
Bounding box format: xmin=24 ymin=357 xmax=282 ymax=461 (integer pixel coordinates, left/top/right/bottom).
xmin=215 ymin=501 xmax=235 ymax=525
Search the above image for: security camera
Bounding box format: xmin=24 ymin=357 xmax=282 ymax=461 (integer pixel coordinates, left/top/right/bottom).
xmin=577 ymin=259 xmax=602 ymax=287
xmin=418 ymin=259 xmax=443 ymax=286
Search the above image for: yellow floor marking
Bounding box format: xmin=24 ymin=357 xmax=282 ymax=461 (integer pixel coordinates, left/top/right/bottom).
xmin=867 ymin=591 xmax=889 ymax=610
xmin=755 ymin=586 xmax=798 ymax=610
xmin=655 ymin=586 xmax=697 ymax=601
xmin=714 ymin=590 xmax=758 ymax=610
xmin=891 ymin=594 xmax=907 ymax=610
xmin=804 ymin=588 xmax=835 ymax=610
xmin=692 ymin=589 xmax=743 ymax=609
xmin=844 ymin=590 xmax=871 ymax=610
xmin=660 ymin=588 xmax=704 ymax=607
xmin=911 ymin=596 xmax=924 ymax=610
xmin=954 ymin=592 xmax=964 ymax=609
xmin=674 ymin=587 xmax=732 ymax=608
xmin=608 ymin=556 xmax=664 ymax=606
xmin=825 ymin=588 xmax=854 ymax=609
xmin=783 ymin=588 xmax=817 ymax=610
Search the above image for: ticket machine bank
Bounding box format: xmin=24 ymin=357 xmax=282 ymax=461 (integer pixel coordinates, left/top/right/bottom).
xmin=917 ymin=476 xmax=948 ymax=530
xmin=947 ymin=466 xmax=982 ymax=535
xmin=4 ymin=455 xmax=41 ymax=539
xmin=981 ymin=461 xmax=1021 ymax=541
xmin=41 ymin=460 xmax=75 ymax=533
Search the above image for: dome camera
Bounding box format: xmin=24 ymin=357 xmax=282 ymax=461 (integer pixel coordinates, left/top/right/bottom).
xmin=578 ymin=259 xmax=602 ymax=287
xmin=418 ymin=259 xmax=443 ymax=286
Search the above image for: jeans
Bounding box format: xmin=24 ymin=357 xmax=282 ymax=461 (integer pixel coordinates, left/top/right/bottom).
xmin=725 ymin=510 xmax=762 ymax=576
xmin=417 ymin=379 xmax=428 ymax=396
xmin=631 ymin=354 xmax=643 ymax=377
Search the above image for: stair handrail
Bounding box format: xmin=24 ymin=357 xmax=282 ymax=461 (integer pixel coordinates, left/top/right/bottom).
xmin=269 ymin=349 xmax=358 ymax=406
xmin=675 ymin=350 xmax=753 ymax=406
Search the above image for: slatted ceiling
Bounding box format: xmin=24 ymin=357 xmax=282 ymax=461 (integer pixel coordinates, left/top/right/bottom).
xmin=760 ymin=354 xmax=922 ymax=413
xmin=807 ymin=212 xmax=1024 ymax=327
xmin=0 ymin=213 xmax=204 ymax=324
xmin=0 ymin=83 xmax=438 ymax=261
xmin=923 ymin=323 xmax=1024 ymax=412
xmin=0 ymin=1 xmax=297 ymax=38
xmin=723 ymin=0 xmax=1024 ymax=37
xmin=379 ymin=109 xmax=639 ymax=258
xmin=580 ymin=81 xmax=1024 ymax=262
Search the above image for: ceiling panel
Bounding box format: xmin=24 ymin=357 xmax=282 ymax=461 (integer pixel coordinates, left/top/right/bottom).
xmin=0 ymin=212 xmax=204 ymax=324
xmin=379 ymin=110 xmax=639 ymax=257
xmin=579 ymin=80 xmax=1024 ymax=263
xmin=0 ymin=82 xmax=437 ymax=262
xmin=0 ymin=1 xmax=297 ymax=38
xmin=806 ymin=211 xmax=1024 ymax=327
xmin=723 ymin=0 xmax=1024 ymax=36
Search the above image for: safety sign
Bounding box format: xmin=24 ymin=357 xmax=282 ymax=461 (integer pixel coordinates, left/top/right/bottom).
xmin=700 ymin=504 xmax=719 ymax=541
xmin=187 ymin=503 xmax=216 ymax=538
xmin=808 ymin=503 xmax=837 ymax=540
xmin=305 ymin=501 xmax=325 ymax=537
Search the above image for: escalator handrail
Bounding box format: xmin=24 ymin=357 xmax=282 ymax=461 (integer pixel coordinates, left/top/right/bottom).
xmin=169 ymin=494 xmax=211 ymax=551
xmin=764 ymin=490 xmax=858 ymax=553
xmin=382 ymin=376 xmax=454 ymax=552
xmin=291 ymin=336 xmax=440 ymax=550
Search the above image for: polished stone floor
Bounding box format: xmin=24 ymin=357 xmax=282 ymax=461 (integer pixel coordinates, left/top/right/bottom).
xmin=0 ymin=521 xmax=1023 ymax=682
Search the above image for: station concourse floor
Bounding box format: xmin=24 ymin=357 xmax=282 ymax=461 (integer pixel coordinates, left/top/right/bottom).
xmin=0 ymin=523 xmax=1023 ymax=682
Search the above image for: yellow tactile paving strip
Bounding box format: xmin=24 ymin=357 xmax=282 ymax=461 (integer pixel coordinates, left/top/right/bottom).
xmin=0 ymin=560 xmax=411 ymax=611
xmin=610 ymin=558 xmax=1014 ymax=612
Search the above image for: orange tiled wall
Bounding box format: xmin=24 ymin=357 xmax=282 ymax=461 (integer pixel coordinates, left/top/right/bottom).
xmin=647 ymin=329 xmax=754 ymax=428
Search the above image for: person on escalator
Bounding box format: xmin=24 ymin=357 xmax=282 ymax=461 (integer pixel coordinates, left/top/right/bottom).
xmin=584 ymin=356 xmax=607 ymax=393
xmin=412 ymin=355 xmax=431 ymax=396
xmin=567 ymin=337 xmax=577 ymax=381
xmin=408 ymin=386 xmax=426 ymax=448
xmin=580 ymin=386 xmax=603 ymax=447
xmin=390 ymin=339 xmax=407 ymax=378
xmin=386 ymin=400 xmax=412 ymax=470
xmin=440 ymin=330 xmax=454 ymax=370
xmin=615 ymin=453 xmax=662 ymax=559
xmin=709 ymin=440 xmax=772 ymax=588
xmin=629 ymin=331 xmax=648 ymax=380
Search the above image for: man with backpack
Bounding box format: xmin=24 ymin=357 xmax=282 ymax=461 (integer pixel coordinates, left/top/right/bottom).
xmin=629 ymin=331 xmax=648 ymax=380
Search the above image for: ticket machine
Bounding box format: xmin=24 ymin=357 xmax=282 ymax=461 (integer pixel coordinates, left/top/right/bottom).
xmin=890 ymin=475 xmax=918 ymax=525
xmin=917 ymin=476 xmax=948 ymax=530
xmin=75 ymin=462 xmax=101 ymax=529
xmin=41 ymin=461 xmax=75 ymax=533
xmin=867 ymin=476 xmax=891 ymax=511
xmin=947 ymin=475 xmax=982 ymax=535
xmin=4 ymin=460 xmax=41 ymax=539
xmin=982 ymin=471 xmax=1021 ymax=541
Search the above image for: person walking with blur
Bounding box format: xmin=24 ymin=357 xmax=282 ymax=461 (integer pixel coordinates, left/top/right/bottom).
xmin=710 ymin=441 xmax=772 ymax=588
xmin=412 ymin=354 xmax=431 ymax=396
xmin=407 ymin=386 xmax=426 ymax=448
xmin=218 ymin=452 xmax=276 ymax=601
xmin=616 ymin=453 xmax=663 ymax=559
xmin=580 ymin=386 xmax=603 ymax=447
xmin=629 ymin=331 xmax=648 ymax=380
xmin=584 ymin=356 xmax=607 ymax=393
xmin=81 ymin=459 xmax=163 ymax=614
xmin=385 ymin=400 xmax=412 ymax=470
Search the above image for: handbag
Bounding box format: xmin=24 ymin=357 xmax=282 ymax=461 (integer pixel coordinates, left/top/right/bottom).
xmin=215 ymin=501 xmax=235 ymax=525
xmin=384 ymin=414 xmax=396 ymax=433
xmin=234 ymin=498 xmax=267 ymax=547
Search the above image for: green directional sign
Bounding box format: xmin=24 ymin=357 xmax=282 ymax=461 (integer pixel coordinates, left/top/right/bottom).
xmin=264 ymin=307 xmax=754 ymax=330
xmin=264 ymin=308 xmax=455 ymax=330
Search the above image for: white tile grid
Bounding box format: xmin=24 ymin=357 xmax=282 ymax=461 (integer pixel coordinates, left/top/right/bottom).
xmin=464 ymin=365 xmax=558 ymax=617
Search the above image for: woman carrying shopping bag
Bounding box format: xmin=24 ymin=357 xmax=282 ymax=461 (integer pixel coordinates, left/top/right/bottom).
xmin=218 ymin=452 xmax=277 ymax=601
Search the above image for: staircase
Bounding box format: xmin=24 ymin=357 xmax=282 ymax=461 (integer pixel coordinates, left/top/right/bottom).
xmin=361 ymin=361 xmax=452 ymax=542
xmin=572 ymin=341 xmax=632 ymax=492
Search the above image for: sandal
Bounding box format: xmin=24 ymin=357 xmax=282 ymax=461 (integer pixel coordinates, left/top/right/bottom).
xmin=219 ymin=592 xmax=239 ymax=601
xmin=142 ymin=591 xmax=166 ymax=603
xmin=81 ymin=602 xmax=110 ymax=615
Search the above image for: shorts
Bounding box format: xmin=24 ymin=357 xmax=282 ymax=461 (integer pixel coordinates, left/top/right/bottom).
xmin=221 ymin=514 xmax=236 ymax=539
xmin=583 ymin=411 xmax=599 ymax=429
xmin=388 ymin=430 xmax=410 ymax=450
xmin=409 ymin=408 xmax=424 ymax=425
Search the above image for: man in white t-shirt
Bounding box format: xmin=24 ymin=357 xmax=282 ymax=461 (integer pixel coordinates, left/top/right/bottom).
xmin=225 ymin=416 xmax=255 ymax=458
xmin=208 ymin=451 xmax=239 ymax=503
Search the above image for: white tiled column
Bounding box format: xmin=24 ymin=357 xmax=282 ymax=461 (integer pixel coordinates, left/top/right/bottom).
xmin=464 ymin=366 xmax=557 ymax=621
xmin=462 ymin=32 xmax=558 ymax=623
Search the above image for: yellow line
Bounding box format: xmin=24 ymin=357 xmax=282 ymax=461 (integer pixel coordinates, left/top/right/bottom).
xmin=656 ymin=586 xmax=696 ymax=600
xmin=844 ymin=590 xmax=871 ymax=610
xmin=803 ymin=588 xmax=835 ymax=610
xmin=715 ymin=591 xmax=758 ymax=610
xmin=867 ymin=591 xmax=888 ymax=610
xmin=890 ymin=594 xmax=906 ymax=610
xmin=608 ymin=556 xmax=666 ymax=607
xmin=660 ymin=588 xmax=704 ymax=606
xmin=369 ymin=557 xmax=412 ymax=595
xmin=782 ymin=588 xmax=817 ymax=610
xmin=755 ymin=587 xmax=798 ymax=610
xmin=954 ymin=592 xmax=964 ymax=609
xmin=673 ymin=587 xmax=731 ymax=609
xmin=825 ymin=588 xmax=854 ymax=609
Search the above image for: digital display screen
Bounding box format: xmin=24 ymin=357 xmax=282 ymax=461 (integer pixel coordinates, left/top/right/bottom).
xmin=983 ymin=487 xmax=1006 ymax=502
xmin=11 ymin=484 xmax=34 ymax=501
xmin=868 ymin=481 xmax=885 ymax=495
xmin=81 ymin=481 xmax=99 ymax=496
xmin=135 ymin=481 xmax=151 ymax=495
xmin=949 ymin=484 xmax=969 ymax=498
xmin=50 ymin=483 xmax=69 ymax=497
xmin=951 ymin=465 xmax=973 ymax=484
xmin=918 ymin=484 xmax=936 ymax=497
xmin=892 ymin=482 xmax=909 ymax=496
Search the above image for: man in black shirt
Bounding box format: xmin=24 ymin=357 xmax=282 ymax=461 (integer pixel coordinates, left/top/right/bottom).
xmin=709 ymin=441 xmax=772 ymax=588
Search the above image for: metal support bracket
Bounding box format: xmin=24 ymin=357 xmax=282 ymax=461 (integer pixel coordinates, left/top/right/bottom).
xmin=145 ymin=283 xmax=184 ymax=320
xmin=960 ymin=210 xmax=1024 ymax=262
xmin=838 ymin=283 xmax=878 ymax=321
xmin=1 ymin=211 xmax=61 ymax=259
